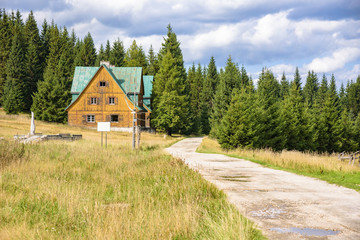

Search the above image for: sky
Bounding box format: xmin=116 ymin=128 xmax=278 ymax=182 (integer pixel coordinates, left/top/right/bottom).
xmin=3 ymin=0 xmax=360 ymax=86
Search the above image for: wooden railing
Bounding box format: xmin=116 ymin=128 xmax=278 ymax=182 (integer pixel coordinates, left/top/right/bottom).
xmin=338 ymin=151 xmax=360 ymax=166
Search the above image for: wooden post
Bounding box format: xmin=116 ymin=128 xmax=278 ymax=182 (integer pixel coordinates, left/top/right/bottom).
xmin=137 ymin=126 xmax=141 ymax=148
xmin=101 ymin=132 xmax=103 ymax=147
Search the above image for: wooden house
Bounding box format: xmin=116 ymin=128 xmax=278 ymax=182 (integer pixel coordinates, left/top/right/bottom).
xmin=66 ymin=65 xmax=153 ymax=129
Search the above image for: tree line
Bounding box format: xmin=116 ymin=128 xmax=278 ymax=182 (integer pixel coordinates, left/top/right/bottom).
xmin=1 ymin=9 xmax=360 ymax=153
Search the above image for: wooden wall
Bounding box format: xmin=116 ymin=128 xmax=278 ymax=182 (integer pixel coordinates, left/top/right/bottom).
xmin=67 ymin=67 xmax=145 ymax=128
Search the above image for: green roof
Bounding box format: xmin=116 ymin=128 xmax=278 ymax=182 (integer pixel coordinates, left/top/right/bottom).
xmin=71 ymin=67 xmax=99 ymax=93
xmin=71 ymin=66 xmax=143 ymax=94
xmin=143 ymin=75 xmax=153 ymax=98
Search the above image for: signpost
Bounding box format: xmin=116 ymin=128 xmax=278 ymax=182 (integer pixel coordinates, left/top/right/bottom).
xmin=97 ymin=122 xmax=110 ymax=148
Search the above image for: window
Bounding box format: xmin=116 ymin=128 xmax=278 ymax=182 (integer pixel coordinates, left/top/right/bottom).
xmin=109 ymin=97 xmax=115 ymax=105
xmin=90 ymin=97 xmax=97 ymax=105
xmin=100 ymin=81 xmax=106 ymax=87
xmin=110 ymin=115 xmax=119 ymax=122
xmin=87 ymin=115 xmax=95 ymax=123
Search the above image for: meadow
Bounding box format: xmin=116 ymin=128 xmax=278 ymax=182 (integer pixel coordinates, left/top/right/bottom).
xmin=197 ymin=137 xmax=360 ymax=192
xmin=0 ymin=111 xmax=264 ymax=239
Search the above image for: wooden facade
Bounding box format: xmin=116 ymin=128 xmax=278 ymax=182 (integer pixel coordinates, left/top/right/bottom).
xmin=66 ymin=65 xmax=149 ymax=128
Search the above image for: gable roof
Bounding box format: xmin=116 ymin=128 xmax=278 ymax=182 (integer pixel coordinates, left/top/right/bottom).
xmin=66 ymin=65 xmax=145 ymax=111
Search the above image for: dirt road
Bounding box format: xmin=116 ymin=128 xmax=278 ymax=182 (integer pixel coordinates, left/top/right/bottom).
xmin=166 ymin=137 xmax=360 ymax=240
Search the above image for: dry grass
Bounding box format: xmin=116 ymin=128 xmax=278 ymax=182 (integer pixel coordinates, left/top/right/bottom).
xmin=198 ymin=137 xmax=360 ymax=191
xmin=0 ymin=110 xmax=264 ymax=239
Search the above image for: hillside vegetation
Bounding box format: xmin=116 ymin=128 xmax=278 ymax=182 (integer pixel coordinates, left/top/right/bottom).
xmin=0 ymin=111 xmax=264 ymax=239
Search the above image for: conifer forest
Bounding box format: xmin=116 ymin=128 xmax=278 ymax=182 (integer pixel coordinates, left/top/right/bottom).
xmin=1 ymin=9 xmax=360 ymax=153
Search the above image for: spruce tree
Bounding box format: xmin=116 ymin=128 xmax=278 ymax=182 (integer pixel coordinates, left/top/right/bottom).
xmin=303 ymin=70 xmax=318 ymax=107
xmin=200 ymin=56 xmax=218 ymax=135
xmin=152 ymin=25 xmax=189 ymax=135
xmin=95 ymin=44 xmax=105 ymax=66
xmin=293 ymin=66 xmax=302 ymax=93
xmin=109 ymin=38 xmax=125 ymax=67
xmin=218 ymin=87 xmax=256 ymax=149
xmin=24 ymin=11 xmax=42 ymax=111
xmin=104 ymin=40 xmax=111 ymax=61
xmin=279 ymin=72 xmax=289 ymax=99
xmin=75 ymin=32 xmax=96 ymax=66
xmin=124 ymin=40 xmax=148 ymax=71
xmin=253 ymin=68 xmax=281 ymax=149
xmin=151 ymin=50 xmax=188 ymax=135
xmin=0 ymin=10 xmax=12 ymax=103
xmin=146 ymin=45 xmax=159 ymax=76
xmin=158 ymin=24 xmax=186 ymax=81
xmin=333 ymin=109 xmax=357 ymax=152
xmin=31 ymin=24 xmax=65 ymax=122
xmin=278 ymin=81 xmax=307 ymax=150
xmin=347 ymin=75 xmax=360 ymax=118
xmin=2 ymin=32 xmax=26 ymax=114
xmin=211 ymin=56 xmax=240 ymax=137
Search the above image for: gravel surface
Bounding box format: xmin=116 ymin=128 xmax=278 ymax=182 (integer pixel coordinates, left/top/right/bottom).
xmin=166 ymin=137 xmax=360 ymax=240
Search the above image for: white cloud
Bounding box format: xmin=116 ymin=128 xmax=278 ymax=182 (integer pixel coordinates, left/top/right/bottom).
xmin=304 ymin=47 xmax=360 ymax=73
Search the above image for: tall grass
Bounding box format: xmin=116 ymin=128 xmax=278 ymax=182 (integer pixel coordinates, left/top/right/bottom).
xmin=198 ymin=137 xmax=360 ymax=191
xmin=0 ymin=111 xmax=264 ymax=239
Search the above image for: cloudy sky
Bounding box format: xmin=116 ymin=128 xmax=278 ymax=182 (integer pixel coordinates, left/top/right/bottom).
xmin=3 ymin=0 xmax=360 ymax=86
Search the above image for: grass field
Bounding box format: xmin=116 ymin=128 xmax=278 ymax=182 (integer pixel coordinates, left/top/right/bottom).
xmin=0 ymin=111 xmax=264 ymax=239
xmin=197 ymin=137 xmax=360 ymax=192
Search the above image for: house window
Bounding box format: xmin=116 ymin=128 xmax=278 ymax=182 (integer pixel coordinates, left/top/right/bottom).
xmin=87 ymin=115 xmax=95 ymax=123
xmin=109 ymin=97 xmax=115 ymax=105
xmin=90 ymin=97 xmax=97 ymax=105
xmin=100 ymin=81 xmax=106 ymax=87
xmin=110 ymin=115 xmax=119 ymax=122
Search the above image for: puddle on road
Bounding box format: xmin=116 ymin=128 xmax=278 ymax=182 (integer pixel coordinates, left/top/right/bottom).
xmin=270 ymin=227 xmax=339 ymax=236
xmin=220 ymin=175 xmax=250 ymax=182
xmin=220 ymin=175 xmax=250 ymax=179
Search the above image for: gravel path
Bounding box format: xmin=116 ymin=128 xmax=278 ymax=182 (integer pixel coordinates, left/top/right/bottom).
xmin=166 ymin=137 xmax=360 ymax=240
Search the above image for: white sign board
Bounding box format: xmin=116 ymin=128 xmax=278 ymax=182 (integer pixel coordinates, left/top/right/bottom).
xmin=97 ymin=122 xmax=111 ymax=132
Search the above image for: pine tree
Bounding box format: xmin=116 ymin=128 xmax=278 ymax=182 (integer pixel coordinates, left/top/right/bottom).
xmin=151 ymin=50 xmax=188 ymax=135
xmin=75 ymin=32 xmax=96 ymax=66
xmin=279 ymin=72 xmax=289 ymax=99
xmin=152 ymin=25 xmax=189 ymax=135
xmin=124 ymin=40 xmax=148 ymax=71
xmin=218 ymin=87 xmax=256 ymax=149
xmin=293 ymin=66 xmax=302 ymax=93
xmin=346 ymin=75 xmax=360 ymax=118
xmin=338 ymin=83 xmax=348 ymax=111
xmin=31 ymin=24 xmax=65 ymax=122
xmin=187 ymin=63 xmax=203 ymax=134
xmin=2 ymin=31 xmax=27 ymax=113
xmin=303 ymin=70 xmax=318 ymax=107
xmin=0 ymin=10 xmax=13 ymax=103
xmin=95 ymin=44 xmax=105 ymax=66
xmin=39 ymin=19 xmax=50 ymax=70
xmin=253 ymin=68 xmax=281 ymax=149
xmin=239 ymin=65 xmax=249 ymax=89
xmin=316 ymin=74 xmax=328 ymax=107
xmin=109 ymin=38 xmax=125 ymax=67
xmin=24 ymin=11 xmax=42 ymax=111
xmin=199 ymin=56 xmax=218 ymax=134
xmin=146 ymin=45 xmax=159 ymax=76
xmin=104 ymin=40 xmax=111 ymax=60
xmin=333 ymin=109 xmax=357 ymax=152
xmin=158 ymin=24 xmax=186 ymax=81
xmin=278 ymin=81 xmax=307 ymax=150
xmin=210 ymin=56 xmax=240 ymax=137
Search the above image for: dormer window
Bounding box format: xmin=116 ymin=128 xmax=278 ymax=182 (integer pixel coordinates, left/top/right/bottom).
xmin=100 ymin=81 xmax=106 ymax=87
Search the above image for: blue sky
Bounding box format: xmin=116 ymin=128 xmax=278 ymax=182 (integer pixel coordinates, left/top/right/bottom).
xmin=3 ymin=0 xmax=360 ymax=86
